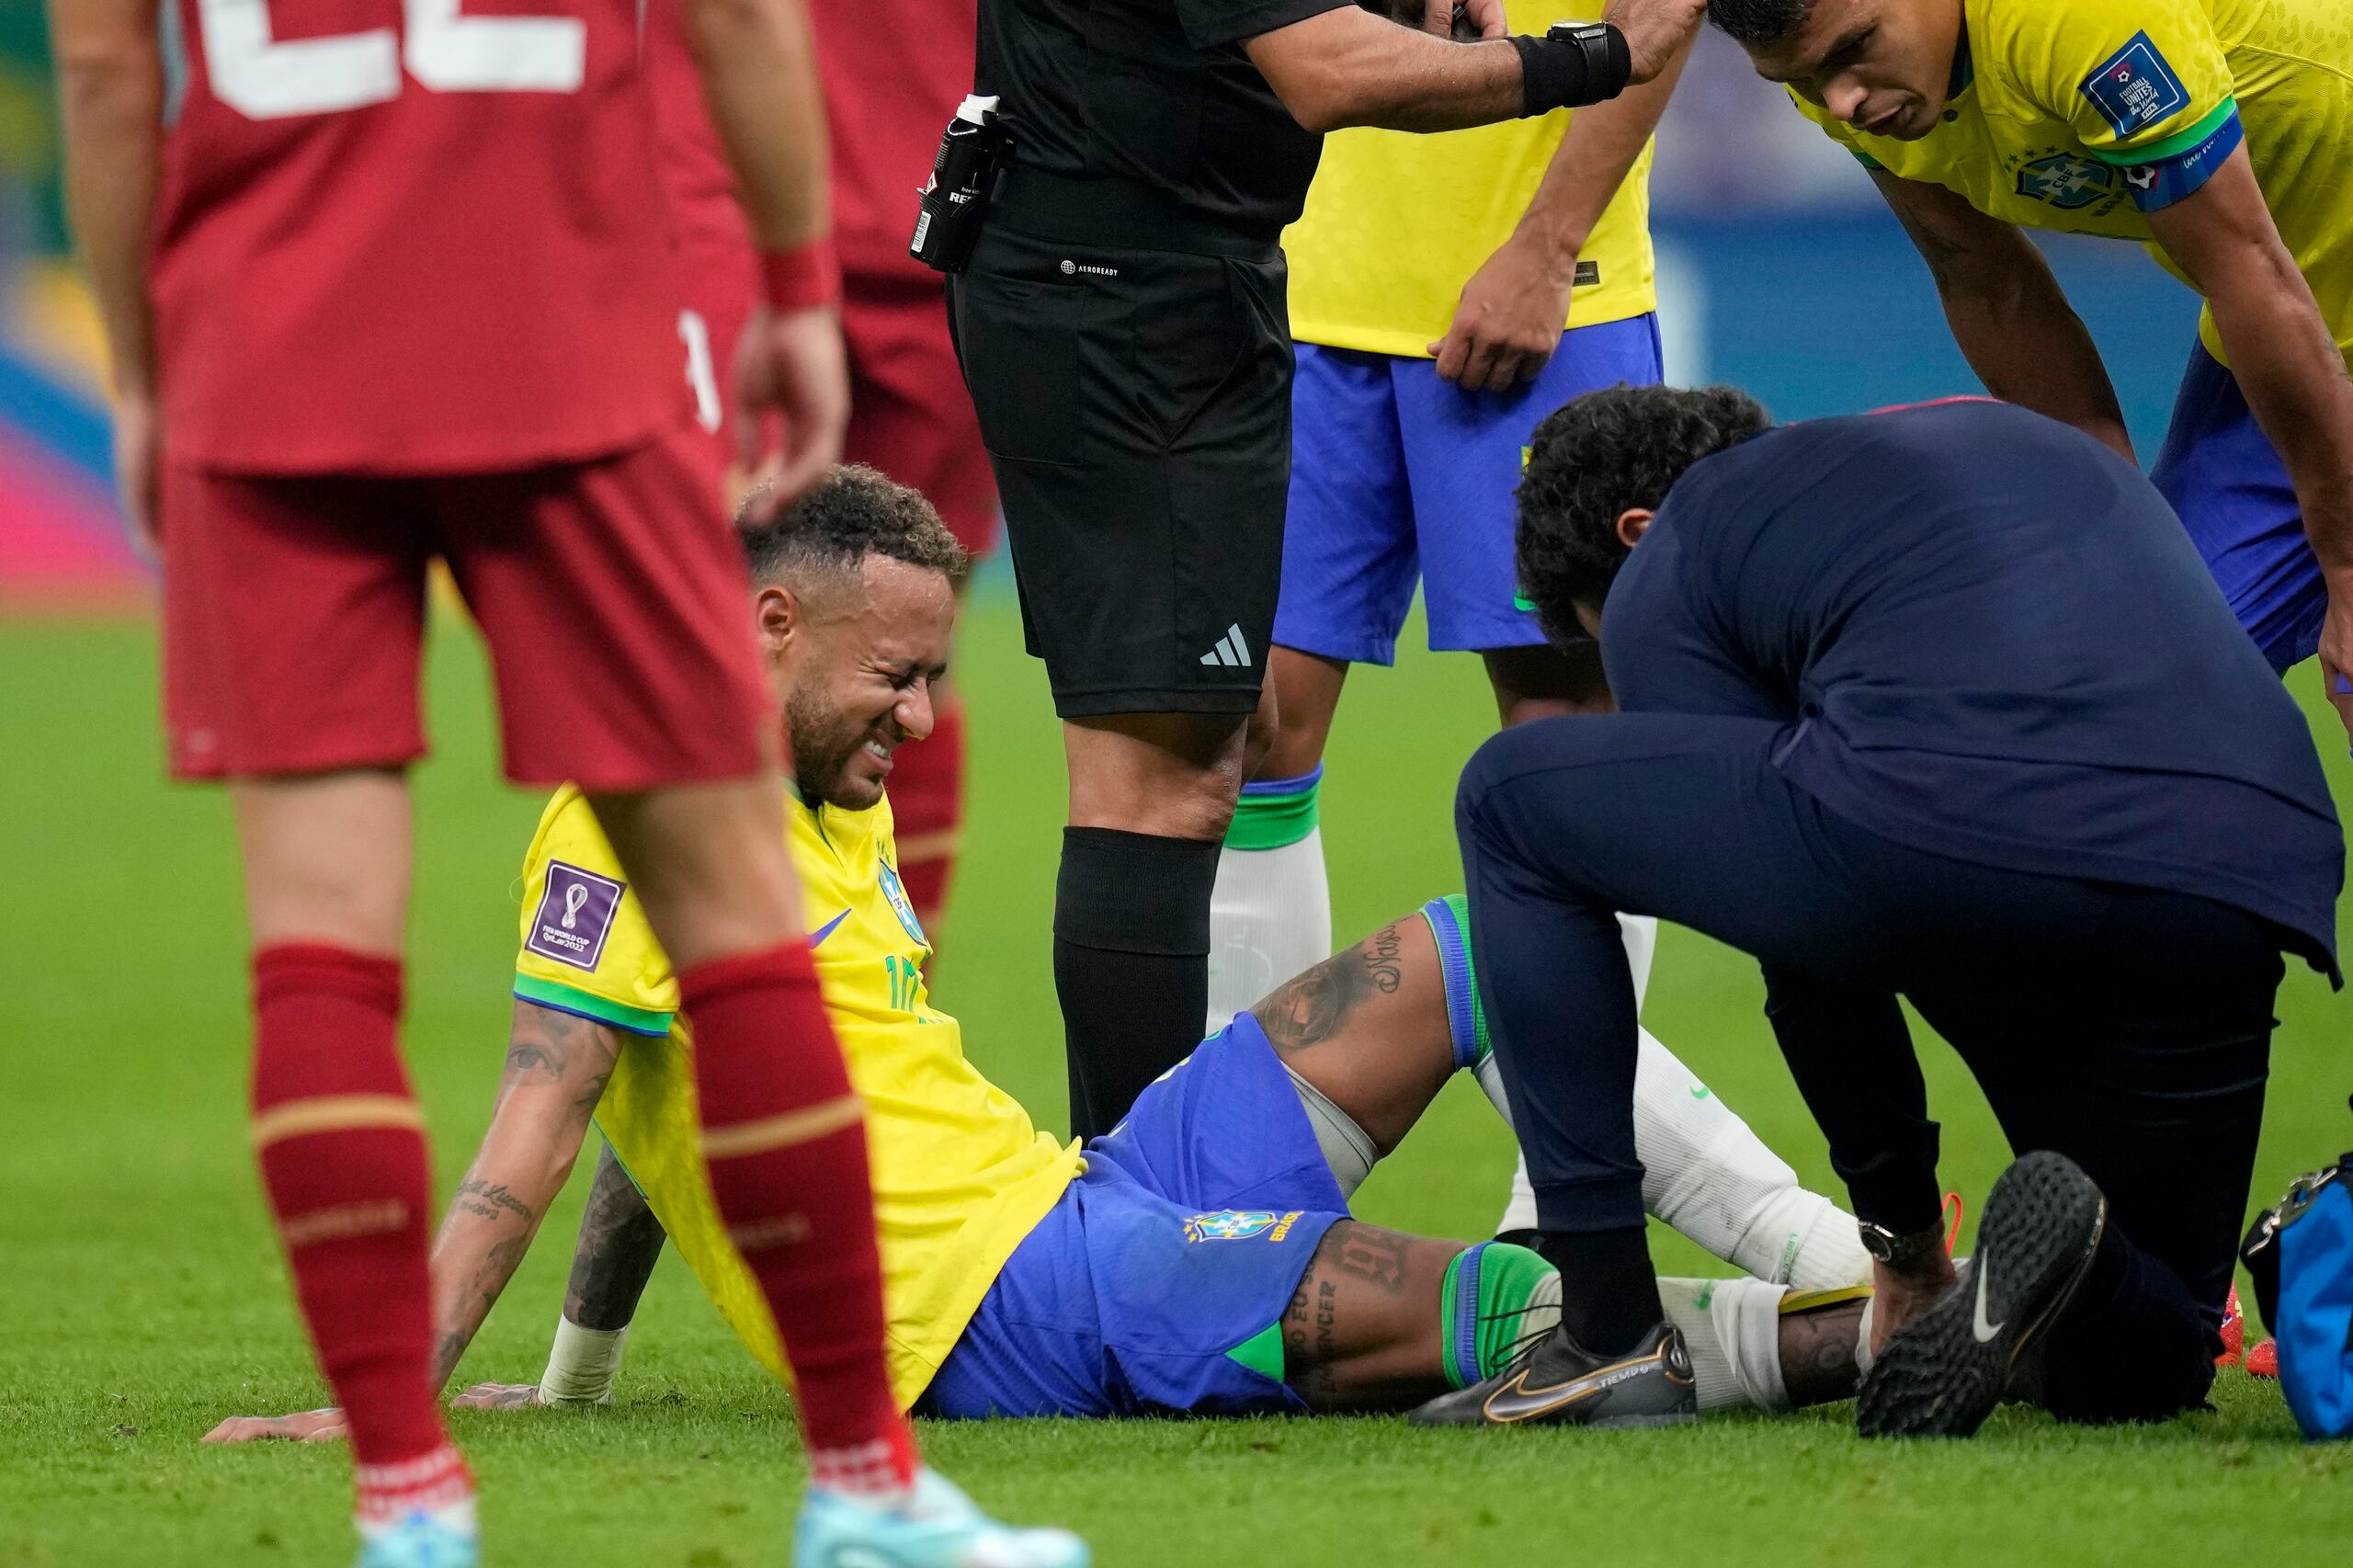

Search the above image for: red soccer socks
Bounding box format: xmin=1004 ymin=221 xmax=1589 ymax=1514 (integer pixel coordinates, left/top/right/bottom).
xmin=678 ymin=941 xmax=916 ymax=1494
xmin=250 ymin=944 xmax=453 ymax=1478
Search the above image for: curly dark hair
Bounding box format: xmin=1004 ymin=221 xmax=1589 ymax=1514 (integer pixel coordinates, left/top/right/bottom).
xmin=1513 ymin=384 xmax=1770 ymax=642
xmin=1707 ymin=0 xmax=1819 ymax=47
xmin=738 ymin=464 xmax=969 ymax=590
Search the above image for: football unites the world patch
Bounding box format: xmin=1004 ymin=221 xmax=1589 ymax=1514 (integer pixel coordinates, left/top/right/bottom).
xmin=525 ymin=860 xmax=625 ymax=971
xmin=2079 ymin=32 xmax=2189 ymax=139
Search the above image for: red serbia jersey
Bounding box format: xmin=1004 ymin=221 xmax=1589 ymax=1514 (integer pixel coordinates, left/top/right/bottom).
xmin=153 ymin=0 xmax=684 ymax=473
xmin=642 ymin=0 xmax=976 ymax=290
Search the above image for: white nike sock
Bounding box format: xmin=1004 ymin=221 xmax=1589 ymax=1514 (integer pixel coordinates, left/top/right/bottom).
xmin=1658 ymin=1276 xmax=1790 ymax=1414
xmin=1493 ymin=915 xmax=1658 ymax=1236
xmin=1633 ymin=1030 xmax=1870 ymax=1290
xmin=1206 ymin=770 xmax=1331 ymax=1034
xmin=1486 ymin=1024 xmax=1866 ymax=1289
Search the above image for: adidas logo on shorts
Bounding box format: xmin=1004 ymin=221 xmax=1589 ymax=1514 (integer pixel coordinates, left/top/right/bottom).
xmin=1199 ymin=623 xmax=1253 ymax=668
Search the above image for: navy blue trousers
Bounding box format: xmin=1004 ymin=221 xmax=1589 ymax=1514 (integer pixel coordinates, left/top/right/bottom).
xmin=1457 ymin=712 xmax=2282 ymax=1422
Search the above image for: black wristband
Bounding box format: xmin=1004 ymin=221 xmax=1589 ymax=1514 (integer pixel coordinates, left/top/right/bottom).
xmin=1509 ymin=22 xmax=1631 ymax=117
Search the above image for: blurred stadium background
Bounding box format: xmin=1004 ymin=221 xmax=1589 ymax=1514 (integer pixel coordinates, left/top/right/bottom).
xmin=0 ymin=26 xmax=2205 ymax=615
xmin=8 ymin=20 xmax=2348 ymax=1568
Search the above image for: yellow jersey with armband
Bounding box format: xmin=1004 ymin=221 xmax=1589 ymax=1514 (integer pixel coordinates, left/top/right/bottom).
xmin=1281 ymin=0 xmax=1657 ymax=358
xmin=512 ymin=785 xmax=1084 ymax=1408
xmin=1792 ymin=0 xmax=2353 ymax=364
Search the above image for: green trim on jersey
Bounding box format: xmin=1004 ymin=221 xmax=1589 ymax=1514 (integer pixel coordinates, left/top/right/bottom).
xmin=1223 ymin=1320 xmax=1287 ymax=1384
xmin=513 ymin=972 xmax=675 ymax=1038
xmin=2084 ymin=97 xmax=2238 ymax=165
xmin=1223 ymin=778 xmax=1322 ymax=852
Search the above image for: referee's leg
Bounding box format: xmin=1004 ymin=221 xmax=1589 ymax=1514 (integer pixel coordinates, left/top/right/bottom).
xmin=952 ymin=229 xmax=1293 ymax=1139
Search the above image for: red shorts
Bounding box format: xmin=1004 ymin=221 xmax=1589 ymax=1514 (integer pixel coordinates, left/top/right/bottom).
xmin=673 ymin=247 xmax=997 ymax=555
xmin=161 ymin=429 xmax=773 ymax=790
xmin=842 ymin=275 xmax=999 ymax=557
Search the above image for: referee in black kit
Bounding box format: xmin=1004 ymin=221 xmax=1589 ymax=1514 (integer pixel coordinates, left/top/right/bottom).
xmin=941 ymin=0 xmax=1706 ymax=1140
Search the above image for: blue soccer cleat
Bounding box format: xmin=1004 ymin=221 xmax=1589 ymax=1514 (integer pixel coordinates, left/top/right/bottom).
xmin=795 ymin=1467 xmax=1088 ymax=1568
xmin=354 ymin=1513 xmax=480 ymax=1568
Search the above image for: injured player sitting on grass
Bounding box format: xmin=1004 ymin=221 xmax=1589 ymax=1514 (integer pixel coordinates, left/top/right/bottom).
xmin=207 ymin=464 xmax=1872 ymax=1438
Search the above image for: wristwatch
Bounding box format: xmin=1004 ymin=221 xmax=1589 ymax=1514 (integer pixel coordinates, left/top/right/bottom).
xmin=1546 ymin=19 xmax=1620 ymax=79
xmin=1858 ymin=1219 xmax=1946 ymax=1269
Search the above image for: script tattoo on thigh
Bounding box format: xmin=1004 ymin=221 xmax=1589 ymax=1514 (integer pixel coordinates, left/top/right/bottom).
xmin=1254 ymin=922 xmax=1411 ymax=1053
xmin=1333 ymin=1224 xmax=1411 ymax=1296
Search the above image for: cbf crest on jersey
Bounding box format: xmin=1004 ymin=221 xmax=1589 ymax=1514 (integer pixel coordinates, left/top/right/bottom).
xmin=1183 ymin=1210 xmax=1304 ymax=1244
xmin=877 ymin=858 xmax=928 ymax=949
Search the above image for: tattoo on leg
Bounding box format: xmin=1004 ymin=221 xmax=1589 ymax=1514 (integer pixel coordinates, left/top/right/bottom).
xmin=1779 ymin=1299 xmax=1865 ymax=1408
xmin=1254 ymin=922 xmax=1410 ymax=1053
xmin=1332 ymin=1225 xmax=1411 ymax=1296
xmin=564 ymin=1146 xmax=666 ymax=1333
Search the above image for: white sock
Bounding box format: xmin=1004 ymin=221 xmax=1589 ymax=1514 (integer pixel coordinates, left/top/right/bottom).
xmin=1658 ymin=1276 xmax=1790 ymax=1414
xmin=1485 ymin=1024 xmax=1866 ymax=1289
xmin=1634 ymin=1029 xmax=1870 ymax=1290
xmin=540 ymin=1314 xmax=629 ymax=1405
xmin=1206 ymin=770 xmax=1331 ymax=1034
xmin=1491 ymin=914 xmax=1657 ymax=1235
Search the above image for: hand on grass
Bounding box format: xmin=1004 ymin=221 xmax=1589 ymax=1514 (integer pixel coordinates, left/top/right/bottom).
xmin=201 ymin=1407 xmax=347 ymax=1444
xmin=451 ymin=1382 xmax=548 ymax=1412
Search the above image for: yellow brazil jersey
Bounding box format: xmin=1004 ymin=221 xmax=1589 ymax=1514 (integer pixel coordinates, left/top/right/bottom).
xmin=1281 ymin=0 xmax=1656 ymax=358
xmin=511 ymin=786 xmax=1084 ymax=1409
xmin=1795 ymin=0 xmax=2353 ymax=365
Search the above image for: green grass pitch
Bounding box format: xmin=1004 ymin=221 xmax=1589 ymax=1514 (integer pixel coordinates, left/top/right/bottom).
xmin=6 ymin=597 xmax=2351 ymax=1566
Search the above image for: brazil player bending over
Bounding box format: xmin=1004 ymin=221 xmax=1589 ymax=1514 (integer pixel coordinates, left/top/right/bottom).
xmin=211 ymin=467 xmax=1872 ymax=1435
xmin=1709 ymin=0 xmax=2353 ymax=737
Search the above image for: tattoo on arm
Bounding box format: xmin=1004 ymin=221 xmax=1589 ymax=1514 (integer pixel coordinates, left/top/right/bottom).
xmin=565 ymin=1143 xmax=667 ymax=1333
xmin=453 ymin=1180 xmax=535 ymax=1224
xmin=1253 ymin=921 xmax=1410 ymax=1054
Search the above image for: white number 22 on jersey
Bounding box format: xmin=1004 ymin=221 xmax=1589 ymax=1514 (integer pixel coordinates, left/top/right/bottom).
xmin=197 ymin=0 xmax=585 ymax=120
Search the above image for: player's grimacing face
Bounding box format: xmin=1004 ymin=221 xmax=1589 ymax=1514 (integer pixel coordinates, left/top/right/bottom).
xmin=782 ymin=557 xmax=956 ymax=812
xmin=1745 ymin=0 xmax=1963 ymax=141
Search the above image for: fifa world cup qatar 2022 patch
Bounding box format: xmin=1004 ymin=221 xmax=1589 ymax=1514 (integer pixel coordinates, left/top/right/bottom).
xmin=2080 ymin=32 xmax=2189 ymax=139
xmin=526 ymin=861 xmax=625 ymax=971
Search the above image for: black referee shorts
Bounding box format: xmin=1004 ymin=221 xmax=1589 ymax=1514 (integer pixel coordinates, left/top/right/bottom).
xmin=949 ymin=209 xmax=1291 ymax=719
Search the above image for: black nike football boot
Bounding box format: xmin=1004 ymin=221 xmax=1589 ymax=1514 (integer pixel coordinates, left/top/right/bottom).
xmin=1857 ymin=1150 xmax=2108 ymax=1438
xmin=1407 ymin=1318 xmax=1698 ymax=1428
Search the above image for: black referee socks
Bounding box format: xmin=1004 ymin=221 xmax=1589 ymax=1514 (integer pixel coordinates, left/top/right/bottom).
xmin=1052 ymin=826 xmax=1222 ymax=1141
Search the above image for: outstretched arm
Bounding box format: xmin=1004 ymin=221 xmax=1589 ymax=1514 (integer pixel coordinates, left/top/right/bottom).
xmin=679 ymin=0 xmax=846 ymax=509
xmin=50 ymin=0 xmax=164 ymax=555
xmin=2145 ymin=145 xmax=2353 ymax=735
xmin=453 ymin=1144 xmax=668 ymax=1411
xmin=1870 ymin=169 xmax=2133 ymax=462
xmin=203 ymin=1001 xmax=621 ymax=1443
xmin=1246 ymin=0 xmax=1701 ymax=135
xmin=1431 ymin=25 xmax=1691 ymax=390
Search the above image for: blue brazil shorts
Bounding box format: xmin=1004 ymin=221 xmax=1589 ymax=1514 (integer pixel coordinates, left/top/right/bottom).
xmin=2152 ymin=341 xmax=2324 ymax=675
xmin=917 ymin=1015 xmax=1349 ymax=1418
xmin=1276 ymin=313 xmax=1663 ymax=663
